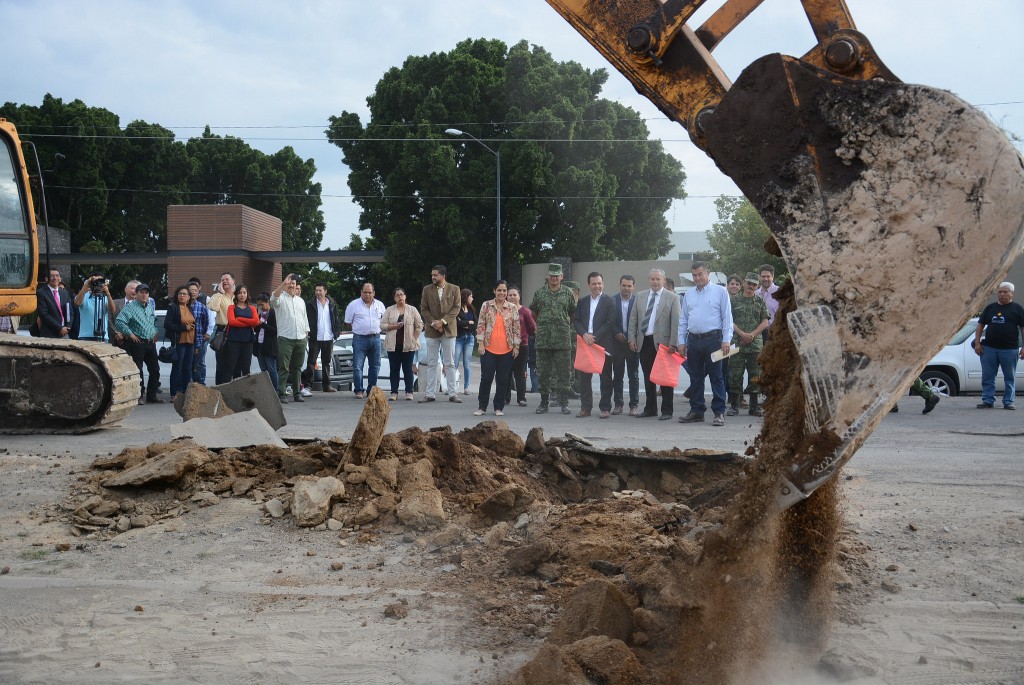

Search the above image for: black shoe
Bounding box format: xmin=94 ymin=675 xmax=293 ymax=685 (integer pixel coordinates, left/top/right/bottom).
xmin=146 ymin=396 xmax=164 ymax=404
xmin=923 ymin=395 xmax=940 ymax=414
xmin=976 ymin=402 xmax=994 ymax=409
xmin=635 ymin=411 xmax=658 ymax=418
xmin=658 ymin=414 xmax=673 ymax=421
xmin=677 ymin=413 xmax=704 ymax=423
xmin=536 ymin=404 xmax=548 ymax=414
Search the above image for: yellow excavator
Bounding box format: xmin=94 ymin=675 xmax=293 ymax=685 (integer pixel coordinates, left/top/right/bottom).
xmin=0 ymin=118 xmax=139 ymax=433
xmin=546 ymin=0 xmax=1024 ymax=512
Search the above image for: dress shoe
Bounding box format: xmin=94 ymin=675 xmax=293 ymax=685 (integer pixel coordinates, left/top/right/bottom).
xmin=611 ymin=405 xmax=623 ymax=415
xmin=677 ymin=413 xmax=704 ymax=423
xmin=576 ymin=409 xmax=591 ymax=418
xmin=599 ymin=411 xmax=610 ymax=419
xmin=635 ymin=411 xmax=658 ymax=418
xmin=449 ymin=395 xmax=463 ymax=403
xmin=658 ymin=414 xmax=673 ymax=421
xmin=976 ymin=402 xmax=994 ymax=408
xmin=418 ymin=396 xmax=436 ymax=403
xmin=923 ymin=395 xmax=940 ymax=414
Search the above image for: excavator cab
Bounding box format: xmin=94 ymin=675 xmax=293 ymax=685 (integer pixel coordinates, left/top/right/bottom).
xmin=0 ymin=119 xmax=140 ymax=433
xmin=0 ymin=119 xmax=39 ymax=319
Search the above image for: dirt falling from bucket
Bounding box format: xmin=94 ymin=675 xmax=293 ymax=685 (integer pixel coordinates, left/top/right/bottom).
xmin=664 ymin=280 xmax=842 ymax=684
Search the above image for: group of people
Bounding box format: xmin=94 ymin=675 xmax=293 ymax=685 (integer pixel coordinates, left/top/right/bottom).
xmin=8 ymin=266 xmax=1020 ymax=416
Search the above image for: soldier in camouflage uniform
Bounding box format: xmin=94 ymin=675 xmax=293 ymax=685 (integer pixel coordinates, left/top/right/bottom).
xmin=563 ymin=280 xmax=581 ymax=399
xmin=728 ymin=273 xmax=770 ymax=416
xmin=530 ymin=264 xmax=576 ymax=414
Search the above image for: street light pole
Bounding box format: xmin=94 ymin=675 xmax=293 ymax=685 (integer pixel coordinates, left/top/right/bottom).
xmin=445 ymin=128 xmax=501 ymax=282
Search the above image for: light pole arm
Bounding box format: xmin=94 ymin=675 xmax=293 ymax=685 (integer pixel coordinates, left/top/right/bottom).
xmin=445 ymin=129 xmax=502 ymax=281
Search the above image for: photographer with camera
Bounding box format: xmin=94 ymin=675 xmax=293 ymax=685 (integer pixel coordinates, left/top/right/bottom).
xmin=207 ymin=272 xmax=237 ymax=385
xmin=74 ymin=272 xmax=116 ymax=342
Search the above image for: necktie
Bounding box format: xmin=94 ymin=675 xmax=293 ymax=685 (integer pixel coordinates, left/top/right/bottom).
xmin=53 ymin=289 xmax=64 ymax=324
xmin=641 ymin=291 xmax=656 ymax=334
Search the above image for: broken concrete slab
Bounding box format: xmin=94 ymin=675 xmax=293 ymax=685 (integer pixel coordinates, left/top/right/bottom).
xmin=214 ymin=372 xmax=286 ymax=430
xmin=291 ymin=476 xmax=345 ymax=527
xmin=341 ymin=386 xmax=391 ymax=467
xmin=169 ymin=409 xmax=287 ymax=449
xmin=175 ymin=383 xmax=234 ymax=421
xmin=103 ymin=446 xmax=214 ymax=488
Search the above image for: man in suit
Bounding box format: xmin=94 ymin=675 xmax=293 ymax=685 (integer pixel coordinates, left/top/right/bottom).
xmin=610 ymin=274 xmax=640 ymax=416
xmin=35 ymin=268 xmax=72 ymax=338
xmin=573 ymin=272 xmax=618 ymax=419
xmin=418 ymin=265 xmax=463 ymax=403
xmin=628 ymin=268 xmax=681 ymax=420
xmin=678 ymin=261 xmax=734 ymax=426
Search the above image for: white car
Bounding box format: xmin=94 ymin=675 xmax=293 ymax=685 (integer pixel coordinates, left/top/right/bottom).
xmin=921 ymin=318 xmax=1023 ymax=396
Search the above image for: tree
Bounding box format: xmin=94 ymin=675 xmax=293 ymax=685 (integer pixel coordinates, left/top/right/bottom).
xmin=706 ymin=196 xmax=788 ymax=281
xmin=0 ymin=96 xmax=326 ymax=300
xmin=326 ymin=38 xmax=685 ymax=298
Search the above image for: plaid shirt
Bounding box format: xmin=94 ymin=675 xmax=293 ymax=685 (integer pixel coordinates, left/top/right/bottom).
xmin=190 ymin=299 xmax=210 ymax=349
xmin=115 ymin=300 xmax=157 ymax=341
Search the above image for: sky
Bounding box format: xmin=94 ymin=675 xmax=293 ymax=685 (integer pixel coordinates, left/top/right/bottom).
xmin=3 ymin=0 xmax=1022 ymax=252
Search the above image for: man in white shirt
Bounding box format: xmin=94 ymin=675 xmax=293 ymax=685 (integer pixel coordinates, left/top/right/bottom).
xmin=344 ymin=282 xmax=386 ymax=399
xmin=303 ymin=283 xmax=341 ymax=392
xmin=677 ymin=261 xmax=733 ymax=426
xmin=272 ymin=275 xmax=311 ymax=403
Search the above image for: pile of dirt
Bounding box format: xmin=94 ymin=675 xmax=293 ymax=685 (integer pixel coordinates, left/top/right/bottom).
xmin=52 ymin=387 xmax=874 ymax=684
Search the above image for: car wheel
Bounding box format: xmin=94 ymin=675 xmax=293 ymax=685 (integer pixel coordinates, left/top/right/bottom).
xmin=920 ymin=369 xmax=957 ymax=397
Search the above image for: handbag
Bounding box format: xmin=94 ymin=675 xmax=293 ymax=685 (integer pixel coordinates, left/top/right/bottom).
xmin=210 ymin=328 xmax=226 ymax=352
xmin=650 ymin=344 xmax=686 ymax=388
xmin=573 ymin=335 xmax=606 ymax=374
xmin=158 ymin=344 xmax=174 ymax=364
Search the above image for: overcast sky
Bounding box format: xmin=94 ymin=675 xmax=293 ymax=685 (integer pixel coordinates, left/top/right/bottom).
xmin=3 ymin=0 xmax=1021 ymax=251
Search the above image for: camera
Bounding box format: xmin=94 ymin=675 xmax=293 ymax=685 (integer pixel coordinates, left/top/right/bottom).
xmin=292 ymin=274 xmax=303 ymax=284
xmin=90 ymin=277 xmax=106 ymax=295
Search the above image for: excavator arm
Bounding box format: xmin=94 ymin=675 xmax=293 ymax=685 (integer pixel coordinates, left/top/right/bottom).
xmin=545 ymin=0 xmax=1024 ymax=513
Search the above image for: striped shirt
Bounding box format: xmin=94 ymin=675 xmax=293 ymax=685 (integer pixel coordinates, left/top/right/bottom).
xmin=115 ymin=301 xmax=157 ymax=341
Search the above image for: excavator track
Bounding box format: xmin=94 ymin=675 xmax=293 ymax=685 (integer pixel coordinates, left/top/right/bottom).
xmin=0 ymin=337 xmax=140 ymax=434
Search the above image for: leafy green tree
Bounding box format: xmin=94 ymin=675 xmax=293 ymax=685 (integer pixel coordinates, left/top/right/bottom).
xmin=327 ymin=38 xmax=684 ymax=296
xmin=706 ymin=196 xmax=788 ymax=281
xmin=1 ymin=97 xmax=326 ymax=299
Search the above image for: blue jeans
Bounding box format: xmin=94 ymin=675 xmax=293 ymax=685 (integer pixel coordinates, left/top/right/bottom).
xmin=192 ymin=338 xmax=209 ymax=384
xmin=352 ymin=334 xmax=381 ymax=393
xmin=981 ymin=345 xmax=1019 ymax=406
xmin=455 ymin=335 xmax=474 ymax=390
xmin=685 ymin=330 xmax=727 ymax=416
xmin=256 ymin=353 xmax=280 ymax=393
xmin=170 ymin=344 xmax=194 ymax=398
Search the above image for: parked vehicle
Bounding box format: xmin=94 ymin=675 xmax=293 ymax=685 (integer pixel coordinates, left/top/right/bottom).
xmin=921 ymin=318 xmax=1024 ymax=396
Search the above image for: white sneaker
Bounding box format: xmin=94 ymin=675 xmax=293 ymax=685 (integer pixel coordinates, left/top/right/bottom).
xmin=300 ymin=387 xmax=312 ymax=397
xmin=473 ymin=409 xmax=485 ymax=416
xmin=494 ymin=410 xmax=504 ymax=417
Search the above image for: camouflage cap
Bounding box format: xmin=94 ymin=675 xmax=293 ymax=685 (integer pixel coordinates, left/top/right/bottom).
xmin=744 ymin=272 xmax=760 ymax=284
xmin=547 ymin=263 xmax=563 ymax=276
xmin=563 ymin=280 xmax=580 ymax=291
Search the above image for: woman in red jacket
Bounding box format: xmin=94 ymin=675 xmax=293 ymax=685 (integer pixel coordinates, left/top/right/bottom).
xmin=224 ymin=285 xmax=261 ymax=380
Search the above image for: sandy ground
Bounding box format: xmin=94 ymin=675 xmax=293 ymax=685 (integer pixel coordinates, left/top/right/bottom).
xmin=1 ymin=391 xmax=1022 ymax=684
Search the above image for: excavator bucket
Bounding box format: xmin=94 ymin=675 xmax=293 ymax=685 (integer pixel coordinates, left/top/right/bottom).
xmin=543 ymin=0 xmax=1024 ymax=513
xmin=701 ymin=55 xmax=1024 ymax=511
